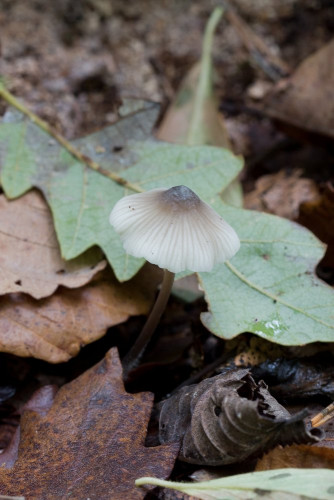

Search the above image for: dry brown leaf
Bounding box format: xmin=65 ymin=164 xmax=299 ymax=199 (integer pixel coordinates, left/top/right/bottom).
xmin=298 ymin=183 xmax=334 ymax=269
xmin=0 ymin=190 xmax=106 ymax=299
xmin=0 ymin=348 xmax=178 ymax=499
xmin=297 ymin=182 xmax=334 ymax=282
xmin=0 ymin=268 xmax=156 ymax=363
xmin=256 ymin=444 xmax=334 ymax=471
xmin=299 ymin=183 xmax=334 ymax=243
xmin=264 ymin=38 xmax=334 ymax=139
xmin=244 ymin=170 xmax=318 ymax=219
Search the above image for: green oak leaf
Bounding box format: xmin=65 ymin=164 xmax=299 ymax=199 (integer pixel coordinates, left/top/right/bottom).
xmin=0 ymin=103 xmax=333 ymax=345
xmin=136 ymin=468 xmax=334 ymax=500
xmin=0 ymin=106 xmax=243 ymax=281
xmin=199 ymin=200 xmax=334 ymax=345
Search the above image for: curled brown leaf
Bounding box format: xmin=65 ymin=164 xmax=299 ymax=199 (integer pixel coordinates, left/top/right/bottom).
xmin=159 ymin=370 xmax=322 ymax=465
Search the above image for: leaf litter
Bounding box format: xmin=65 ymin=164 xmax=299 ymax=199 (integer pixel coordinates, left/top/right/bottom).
xmin=0 ymin=2 xmax=333 ymax=499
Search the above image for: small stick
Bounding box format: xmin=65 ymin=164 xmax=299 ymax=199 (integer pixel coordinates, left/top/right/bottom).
xmin=311 ymin=402 xmax=334 ymax=428
xmin=222 ymin=1 xmax=290 ymax=80
xmin=0 ymin=83 xmax=142 ymax=193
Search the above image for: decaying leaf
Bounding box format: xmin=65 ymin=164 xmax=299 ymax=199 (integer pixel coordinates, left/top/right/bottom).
xmin=0 ymin=348 xmax=178 ymax=499
xmin=136 ymin=468 xmax=334 ymax=500
xmin=252 ymin=357 xmax=334 ymax=400
xmin=244 ymin=170 xmax=318 ymax=219
xmin=256 ymin=444 xmax=334 ymax=471
xmin=0 ymin=267 xmax=157 ymax=363
xmin=299 ymin=183 xmax=334 ymax=244
xmin=264 ymin=38 xmax=334 ymax=139
xmin=298 ymin=183 xmax=334 ymax=273
xmin=0 ymin=190 xmax=106 ymax=299
xmin=159 ymin=369 xmax=321 ymax=465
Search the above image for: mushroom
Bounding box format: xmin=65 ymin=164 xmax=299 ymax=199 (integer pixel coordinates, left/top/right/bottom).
xmin=109 ymin=185 xmax=240 ymax=375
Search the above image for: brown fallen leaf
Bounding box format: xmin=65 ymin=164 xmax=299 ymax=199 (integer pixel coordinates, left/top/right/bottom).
xmin=256 ymin=444 xmax=334 ymax=471
xmin=0 ymin=267 xmax=156 ymax=363
xmin=0 ymin=190 xmax=106 ymax=299
xmin=0 ymin=348 xmax=178 ymax=499
xmin=299 ymin=183 xmax=334 ymax=243
xmin=298 ymin=183 xmax=334 ymax=273
xmin=159 ymin=370 xmax=322 ymax=466
xmin=264 ymin=38 xmax=334 ymax=139
xmin=244 ymin=169 xmax=318 ymax=219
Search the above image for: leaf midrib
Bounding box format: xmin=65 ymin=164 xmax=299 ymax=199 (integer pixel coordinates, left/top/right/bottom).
xmin=224 ymin=261 xmax=334 ymax=329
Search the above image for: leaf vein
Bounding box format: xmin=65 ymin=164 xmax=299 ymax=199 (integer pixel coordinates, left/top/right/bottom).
xmin=225 ymin=261 xmax=334 ymax=329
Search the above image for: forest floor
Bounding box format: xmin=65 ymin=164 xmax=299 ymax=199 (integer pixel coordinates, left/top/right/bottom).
xmin=0 ymin=1 xmax=333 ymax=499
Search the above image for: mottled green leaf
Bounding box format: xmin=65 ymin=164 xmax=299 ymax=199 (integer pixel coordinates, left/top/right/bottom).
xmin=199 ymin=201 xmax=334 ymax=345
xmin=136 ymin=468 xmax=334 ymax=500
xmin=0 ymin=120 xmax=38 ymax=197
xmin=0 ymin=106 xmax=242 ymax=281
xmin=0 ymin=98 xmax=333 ymax=346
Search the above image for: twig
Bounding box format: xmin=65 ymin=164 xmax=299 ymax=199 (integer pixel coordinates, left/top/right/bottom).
xmin=222 ymin=1 xmax=290 ymax=81
xmin=0 ymin=83 xmax=143 ymax=193
xmin=311 ymin=402 xmax=334 ymax=428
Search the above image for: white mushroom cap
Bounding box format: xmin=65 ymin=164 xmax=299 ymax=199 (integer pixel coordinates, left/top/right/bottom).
xmin=109 ymin=186 xmax=240 ymax=273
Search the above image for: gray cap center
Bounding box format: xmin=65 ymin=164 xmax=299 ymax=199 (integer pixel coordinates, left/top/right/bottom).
xmin=160 ymin=185 xmax=201 ymax=210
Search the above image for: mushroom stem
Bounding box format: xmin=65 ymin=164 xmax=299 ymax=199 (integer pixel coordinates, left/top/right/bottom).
xmin=123 ymin=269 xmax=175 ymax=377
